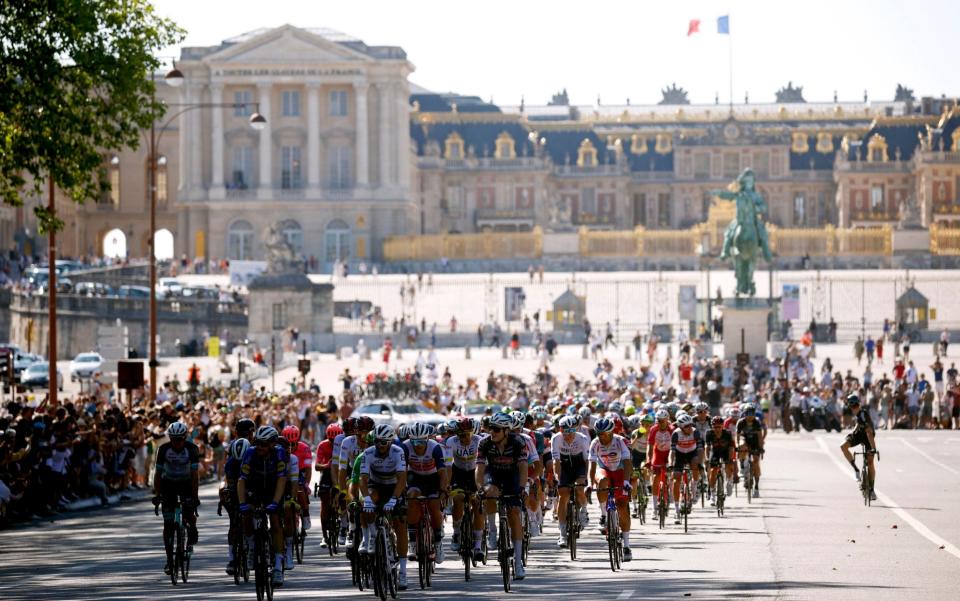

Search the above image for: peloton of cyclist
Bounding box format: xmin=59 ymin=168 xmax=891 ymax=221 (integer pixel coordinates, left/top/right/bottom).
xmin=736 ymin=404 xmax=766 ymax=497
xmin=403 ymin=422 xmax=450 ymax=563
xmin=705 ymin=415 xmax=736 ymax=503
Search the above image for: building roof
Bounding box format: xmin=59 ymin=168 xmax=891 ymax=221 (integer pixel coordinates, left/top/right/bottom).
xmin=553 ymin=289 xmax=584 ymax=310
xmin=182 ymin=25 xmax=406 ymax=60
xmin=897 ymin=286 xmax=928 ymax=307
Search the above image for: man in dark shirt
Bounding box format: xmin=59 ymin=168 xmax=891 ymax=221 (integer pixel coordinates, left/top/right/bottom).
xmin=840 ymin=394 xmax=877 ymax=501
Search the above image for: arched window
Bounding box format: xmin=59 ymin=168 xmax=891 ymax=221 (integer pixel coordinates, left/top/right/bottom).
xmin=227 ymin=220 xmax=254 ymax=260
xmin=815 ymin=132 xmax=834 ymax=154
xmin=654 ymin=133 xmax=673 ymax=155
xmin=577 ymin=139 xmax=597 ymax=167
xmin=103 ymin=228 xmax=126 ymax=258
xmin=445 ymin=132 xmax=464 ymax=160
xmin=154 ymin=228 xmax=174 ymax=261
xmin=792 ymin=132 xmax=809 ymax=153
xmin=157 ymin=155 xmax=168 ymax=204
xmin=104 ymin=155 xmax=120 ymax=206
xmin=494 ymin=132 xmax=516 ymax=159
xmin=324 ymin=219 xmax=351 ymax=262
xmin=281 ymin=220 xmax=303 ymax=253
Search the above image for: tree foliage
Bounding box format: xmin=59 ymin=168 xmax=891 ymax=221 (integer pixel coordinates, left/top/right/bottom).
xmin=0 ymin=0 xmax=183 ymax=232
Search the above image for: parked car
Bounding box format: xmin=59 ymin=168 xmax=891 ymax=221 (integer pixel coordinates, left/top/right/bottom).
xmin=158 ymin=277 xmax=183 ymax=297
xmin=352 ymin=400 xmax=447 ymax=428
xmin=117 ymin=285 xmax=151 ymax=298
xmin=74 ymin=281 xmax=116 ymax=297
xmin=69 ymin=352 xmax=103 ymax=381
xmin=180 ymin=285 xmax=219 ymax=300
xmin=13 ymin=351 xmax=40 ymax=382
xmin=20 ymin=361 xmax=63 ymax=391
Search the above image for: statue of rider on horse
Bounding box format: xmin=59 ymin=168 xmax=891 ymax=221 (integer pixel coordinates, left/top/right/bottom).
xmin=712 ymin=168 xmax=773 ymax=297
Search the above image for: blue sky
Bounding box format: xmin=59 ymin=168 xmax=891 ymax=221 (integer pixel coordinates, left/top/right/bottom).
xmin=153 ymin=0 xmax=956 ymax=106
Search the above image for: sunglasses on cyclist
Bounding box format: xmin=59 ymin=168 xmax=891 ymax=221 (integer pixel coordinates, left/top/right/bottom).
xmin=562 ymin=427 xmax=577 ymax=434
xmin=375 ymin=438 xmax=392 ymax=446
xmin=489 ymin=426 xmax=505 ymax=433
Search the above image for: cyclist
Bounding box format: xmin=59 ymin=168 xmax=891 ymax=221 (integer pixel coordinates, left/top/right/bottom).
xmin=589 ymin=417 xmax=634 ymax=561
xmin=339 ymin=416 xmax=375 ymax=545
xmin=669 ymin=413 xmax=704 ymax=524
xmin=359 ymin=424 xmax=409 ymax=589
xmin=551 ymin=415 xmax=589 ymax=548
xmin=736 ymin=404 xmax=766 ymax=497
xmin=236 ymin=417 xmax=257 ymax=442
xmin=237 ymin=426 xmax=288 ymax=587
xmin=444 ymin=417 xmax=484 ymax=553
xmin=840 ymin=394 xmax=878 ymax=500
xmin=221 ymin=437 xmax=250 ymax=575
xmin=153 ymin=422 xmax=200 ymax=576
xmin=645 ymin=409 xmax=674 ymax=516
xmin=403 ymin=422 xmax=450 ymax=563
xmin=514 ymin=412 xmax=544 ymax=537
xmin=330 ymin=417 xmax=357 ymax=545
xmin=278 ymin=427 xmax=304 ymax=571
xmin=628 ymin=413 xmax=654 ymax=515
xmin=314 ymin=422 xmax=342 ymax=548
xmin=705 ymin=415 xmax=735 ymax=503
xmin=283 ymin=425 xmax=313 ymax=531
xmin=476 ymin=412 xmax=529 ymax=579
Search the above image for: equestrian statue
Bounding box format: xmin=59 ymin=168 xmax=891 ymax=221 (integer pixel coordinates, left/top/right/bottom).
xmin=712 ymin=168 xmax=773 ymax=297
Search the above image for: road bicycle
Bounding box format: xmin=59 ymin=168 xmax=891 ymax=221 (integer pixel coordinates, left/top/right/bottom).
xmin=652 ymin=466 xmax=670 ymax=529
xmin=251 ymin=506 xmax=275 ymax=601
xmin=742 ymin=453 xmax=755 ymax=504
xmin=317 ymin=484 xmax=341 ymax=556
xmin=631 ymin=466 xmax=649 ymax=525
xmin=409 ymin=496 xmax=436 ymax=590
xmin=154 ymin=497 xmax=192 ymax=586
xmin=450 ymin=488 xmax=479 ymax=581
xmin=347 ymin=502 xmax=367 ymax=591
xmin=599 ymin=485 xmax=624 ymax=572
xmin=713 ymin=461 xmax=727 ymax=518
xmin=219 ymin=498 xmax=249 ymax=585
xmin=855 ymin=449 xmax=879 ymax=506
xmin=369 ymin=507 xmax=400 ymax=601
xmin=485 ymin=491 xmax=522 ymax=593
xmin=675 ymin=466 xmax=694 ymax=533
xmin=558 ymin=482 xmax=586 ymax=560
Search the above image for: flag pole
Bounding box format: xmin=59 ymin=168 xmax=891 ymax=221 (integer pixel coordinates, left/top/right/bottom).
xmin=727 ymin=14 xmax=734 ymax=115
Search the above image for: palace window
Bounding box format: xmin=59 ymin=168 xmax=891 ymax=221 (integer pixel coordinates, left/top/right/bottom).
xmin=577 ymin=139 xmax=597 ymax=167
xmin=515 ymin=187 xmax=534 ymax=209
xmin=445 ymin=185 xmax=464 ymax=217
xmin=105 ymin=155 xmax=120 ymax=206
xmin=723 ymin=152 xmax=740 ymax=178
xmin=155 ymin=155 xmax=168 ymax=204
xmin=633 ymin=193 xmax=647 ymax=226
xmin=867 ymin=135 xmax=888 ymax=162
xmin=494 ymin=132 xmax=516 ymax=160
xmin=693 ymin=153 xmax=710 ymax=179
xmin=654 ymin=133 xmax=672 ymax=154
xmin=791 ymin=132 xmax=809 ymax=153
xmin=281 ymin=220 xmax=303 ymax=253
xmin=657 ymin=192 xmax=671 ymax=227
xmin=630 ymin=135 xmax=647 ymax=155
xmin=231 ymin=145 xmax=253 ymax=188
xmin=871 ymin=185 xmax=884 ymax=211
xmin=281 ymin=90 xmax=301 ymax=117
xmin=580 ymin=187 xmax=596 ymax=214
xmin=328 ymin=146 xmax=351 ymax=188
xmin=329 ymin=90 xmax=348 ymax=117
xmin=816 ymin=132 xmax=834 ymax=153
xmin=445 ymin=132 xmax=464 ymax=159
xmin=233 ymin=90 xmax=253 ymax=116
xmin=752 ymin=151 xmax=769 ymax=177
xmin=281 ymin=146 xmax=302 ymax=189
xmin=793 ymin=192 xmax=806 ymax=225
xmin=227 ymin=220 xmax=254 ymax=260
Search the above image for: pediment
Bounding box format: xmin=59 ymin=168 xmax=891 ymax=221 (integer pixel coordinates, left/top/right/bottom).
xmin=208 ymin=26 xmax=368 ymax=65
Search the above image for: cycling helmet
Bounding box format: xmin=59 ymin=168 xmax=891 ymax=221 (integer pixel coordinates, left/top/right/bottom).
xmin=577 ymin=406 xmax=591 ymax=418
xmin=356 ymin=416 xmax=375 ymax=432
xmin=594 ymin=417 xmax=615 ymax=434
xmin=325 ymin=423 xmax=343 ymax=440
xmin=446 ymin=418 xmax=459 ymax=432
xmin=456 ymin=417 xmax=475 ymax=434
xmin=627 ymin=415 xmax=642 ymax=430
xmin=707 ymin=380 xmax=718 ymax=392
xmin=675 ymin=410 xmax=689 ymax=422
xmin=236 ymin=418 xmax=256 ymax=438
xmin=166 ymin=422 xmax=188 ymax=439
xmin=344 ymin=417 xmax=360 ymax=435
xmin=573 ymin=413 xmax=584 ymax=427
xmin=481 ymin=416 xmax=492 ymax=429
xmin=742 ymin=404 xmax=757 ymax=416
xmin=624 ymin=405 xmax=636 ymax=416
xmin=655 ymin=409 xmax=670 ymax=421
xmin=473 ymin=420 xmax=483 ymax=436
xmin=436 ymin=423 xmax=448 ymax=436
xmin=729 ymin=406 xmax=741 ymax=419
xmin=681 ymin=402 xmax=694 ymax=413
xmin=641 ymin=413 xmax=655 ymax=424
xmin=695 ymin=402 xmax=709 ymax=413
xmin=373 ymin=423 xmax=396 ymax=442
xmin=396 ymin=424 xmax=411 ymax=441
xmin=364 ymin=432 xmax=376 ymax=444
xmin=608 ymin=401 xmax=624 ymax=415
xmin=710 ymin=416 xmax=724 ymax=427
xmin=255 ymin=425 xmax=279 ymax=442
xmin=511 ymin=412 xmax=526 ymax=431
xmin=281 ymin=425 xmax=300 ymax=444
xmin=559 ymin=416 xmax=578 ymax=430
xmin=230 ymin=438 xmax=251 ymax=460
xmin=676 ymin=414 xmax=694 ymax=427
xmin=845 ymin=394 xmax=861 ymax=407
xmin=489 ymin=412 xmax=513 ymax=429
xmin=409 ymin=422 xmax=435 ymax=440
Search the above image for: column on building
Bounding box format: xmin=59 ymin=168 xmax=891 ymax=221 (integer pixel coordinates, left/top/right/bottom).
xmin=354 ymin=81 xmax=369 ymax=186
xmin=378 ymin=81 xmax=392 ymax=188
xmin=210 ymin=83 xmax=225 ymax=199
xmin=189 ymin=83 xmax=202 ymax=191
xmin=306 ymin=82 xmax=320 ymax=188
xmin=178 ymin=83 xmax=192 ymax=193
xmin=395 ymin=82 xmax=410 ymax=188
xmin=257 ymin=82 xmax=272 ymax=198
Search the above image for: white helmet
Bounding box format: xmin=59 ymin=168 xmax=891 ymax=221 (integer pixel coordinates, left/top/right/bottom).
xmin=559 ymin=416 xmax=578 ymax=430
xmin=655 ymin=409 xmax=670 ymax=421
xmin=677 ymin=414 xmax=694 ymax=427
xmin=409 ymin=422 xmax=435 ymax=440
xmin=707 ymin=380 xmax=718 ymax=392
xmin=167 ymin=422 xmax=188 ymax=438
xmin=489 ymin=412 xmax=513 ymax=429
xmin=373 ymin=423 xmax=396 ymax=442
xmin=230 ymin=438 xmax=251 ymax=461
xmin=255 ymin=425 xmax=279 ymax=442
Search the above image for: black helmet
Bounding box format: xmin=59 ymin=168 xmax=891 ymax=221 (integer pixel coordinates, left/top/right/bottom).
xmin=845 ymin=394 xmax=861 ymax=408
xmin=236 ymin=418 xmax=256 ymax=438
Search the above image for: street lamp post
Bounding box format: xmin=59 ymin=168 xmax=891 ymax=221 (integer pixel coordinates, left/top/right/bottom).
xmin=146 ymin=64 xmax=266 ymax=403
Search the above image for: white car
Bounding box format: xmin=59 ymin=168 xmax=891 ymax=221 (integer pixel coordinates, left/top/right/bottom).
xmin=351 ymin=400 xmax=448 ymax=429
xmin=69 ymin=352 xmax=103 ymax=381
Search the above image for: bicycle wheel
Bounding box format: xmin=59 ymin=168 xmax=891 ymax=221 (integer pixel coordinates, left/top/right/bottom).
xmin=606 ymin=509 xmax=618 ymax=572
xmin=254 ymin=535 xmax=266 ymax=601
xmin=637 ymin=489 xmax=647 ymax=525
xmin=521 ymin=510 xmax=530 ymax=566
xmin=265 ymin=547 xmax=274 ymax=601
xmin=567 ymin=502 xmax=577 ymax=561
xmin=499 ymin=515 xmax=511 ymax=593
xmin=296 ymin=527 xmax=305 ymax=564
xmin=417 ymin=521 xmax=428 ymax=590
xmin=180 ymin=524 xmax=190 ymax=583
xmin=683 ymin=480 xmax=690 ymax=533
xmin=171 ymin=522 xmax=181 ymax=586
xmin=658 ymin=486 xmax=667 ymax=529
xmin=374 ymin=529 xmax=388 ymax=601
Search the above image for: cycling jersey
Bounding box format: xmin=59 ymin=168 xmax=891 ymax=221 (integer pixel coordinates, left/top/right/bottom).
xmin=224 ymin=456 xmax=242 ymax=484
xmin=670 ymin=428 xmax=703 ymax=455
xmin=736 ymin=418 xmax=764 ymax=441
xmin=647 ymin=423 xmax=674 ymax=467
xmin=705 ymin=429 xmax=735 ymax=460
xmin=477 ymin=434 xmax=529 ymax=474
xmin=290 ymin=441 xmax=313 ymax=471
xmin=155 ymin=441 xmax=200 ymax=482
xmin=692 ymin=417 xmax=711 ymax=442
xmin=331 ymin=432 xmax=346 ymax=470
xmin=589 ymin=435 xmax=630 ymax=472
xmin=239 ymin=445 xmax=288 ymax=492
xmin=287 ymin=454 xmax=300 ymax=482
xmin=402 ymin=439 xmax=449 ymax=476
xmin=315 ymin=439 xmax=333 ymax=469
xmin=517 ymin=431 xmax=541 ymax=464
xmin=551 ymin=431 xmax=589 ymax=485
xmin=360 ymin=444 xmax=407 ymax=485
xmin=444 ymin=435 xmax=481 ymax=471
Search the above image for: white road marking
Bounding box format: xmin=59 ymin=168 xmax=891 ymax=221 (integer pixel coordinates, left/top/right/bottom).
xmin=815 ymin=436 xmax=960 ymax=562
xmin=617 ymin=591 xmax=635 ymax=600
xmin=892 ymin=437 xmax=960 ymax=476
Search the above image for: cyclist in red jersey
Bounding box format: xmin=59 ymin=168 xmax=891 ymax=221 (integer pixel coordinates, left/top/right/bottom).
xmin=645 ymin=409 xmax=674 ymax=516
xmin=282 ymin=426 xmax=314 ymax=530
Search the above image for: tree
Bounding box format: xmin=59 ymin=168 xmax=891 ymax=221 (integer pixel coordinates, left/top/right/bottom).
xmin=0 ymin=0 xmax=183 ymax=232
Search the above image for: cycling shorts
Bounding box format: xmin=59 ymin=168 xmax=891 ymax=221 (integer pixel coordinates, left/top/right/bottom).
xmin=844 ymin=429 xmax=874 ymax=452
xmin=160 ymin=479 xmax=195 ymax=518
xmin=372 ymin=482 xmax=406 ymax=518
xmin=558 ymin=462 xmax=587 ymax=487
xmin=598 ymin=468 xmax=629 ymax=501
xmin=451 ymin=466 xmax=478 ymax=494
xmin=672 ymin=450 xmax=699 ymax=471
xmin=488 ymin=473 xmax=523 ymax=508
xmin=408 ymin=472 xmax=441 ymax=498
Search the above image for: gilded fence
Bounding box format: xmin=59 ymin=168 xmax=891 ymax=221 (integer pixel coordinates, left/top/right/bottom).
xmin=383 ymin=227 xmax=543 ymax=261
xmin=769 ymin=224 xmax=891 ymax=256
xmin=930 ymin=222 xmax=960 ymax=256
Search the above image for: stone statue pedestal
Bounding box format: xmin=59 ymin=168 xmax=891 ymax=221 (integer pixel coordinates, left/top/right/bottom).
xmin=247 ymin=272 xmax=333 ymax=352
xmin=720 ymin=298 xmax=771 ymax=360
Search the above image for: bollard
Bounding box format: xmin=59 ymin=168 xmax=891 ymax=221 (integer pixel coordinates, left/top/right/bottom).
xmin=335 ymin=348 xmax=341 ymax=360
xmin=501 ymin=345 xmax=508 ymax=359
xmin=465 ymin=346 xmax=471 ymax=359
xmin=624 ymin=345 xmax=631 ymax=360
xmin=364 ymin=347 xmax=372 ymax=360
xmin=396 ymin=346 xmax=403 ymax=360
xmin=581 ymin=345 xmax=588 ymax=359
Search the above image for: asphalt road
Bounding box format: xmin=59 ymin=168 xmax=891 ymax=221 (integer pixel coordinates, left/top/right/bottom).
xmin=2 ymin=430 xmax=959 ymax=601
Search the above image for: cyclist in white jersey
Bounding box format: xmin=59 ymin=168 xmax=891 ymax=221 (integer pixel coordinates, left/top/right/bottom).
xmin=588 ymin=417 xmax=634 ymax=561
xmin=359 ymin=423 xmax=409 ymax=588
xmin=551 ymin=416 xmax=589 ymax=548
xmin=444 ymin=417 xmax=483 ymax=552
